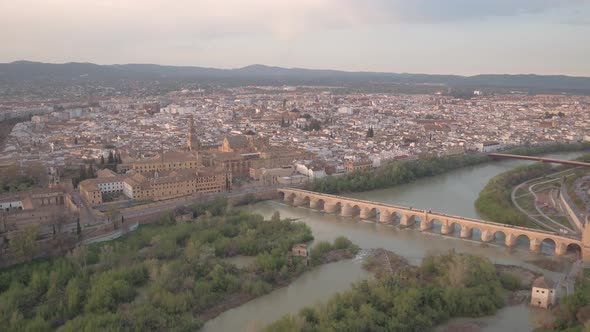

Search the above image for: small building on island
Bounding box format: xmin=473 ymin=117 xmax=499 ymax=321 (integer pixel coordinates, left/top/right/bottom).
xmin=291 ymin=244 xmax=310 ymax=266
xmin=292 ymin=244 xmax=309 ymax=257
xmin=530 ymin=275 xmax=557 ymax=309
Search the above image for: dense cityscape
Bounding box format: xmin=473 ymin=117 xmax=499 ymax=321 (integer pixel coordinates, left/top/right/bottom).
xmin=2 ymin=89 xmax=589 ymax=171
xmin=1 ymin=1 xmax=590 ymax=331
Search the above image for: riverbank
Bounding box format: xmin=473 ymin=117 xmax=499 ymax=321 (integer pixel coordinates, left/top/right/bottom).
xmin=265 ymin=249 xmax=532 ymax=331
xmin=475 ymin=152 xmax=590 ymax=228
xmin=309 ymin=143 xmax=590 ymax=195
xmin=198 ymin=239 xmax=359 ymax=322
xmin=0 ymin=203 xmax=365 ymax=331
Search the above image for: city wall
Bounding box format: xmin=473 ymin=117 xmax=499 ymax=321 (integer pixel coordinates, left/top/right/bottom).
xmin=559 ymin=186 xmax=585 ymax=233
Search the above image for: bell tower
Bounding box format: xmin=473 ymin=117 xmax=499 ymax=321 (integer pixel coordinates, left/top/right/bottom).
xmin=187 ymin=115 xmax=198 ymax=151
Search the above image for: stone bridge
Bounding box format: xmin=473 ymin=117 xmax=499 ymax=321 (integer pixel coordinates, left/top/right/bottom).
xmin=278 ymin=188 xmax=590 ymax=262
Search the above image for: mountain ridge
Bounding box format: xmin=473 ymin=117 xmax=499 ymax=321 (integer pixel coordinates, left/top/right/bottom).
xmin=1 ymin=61 xmax=590 ymax=91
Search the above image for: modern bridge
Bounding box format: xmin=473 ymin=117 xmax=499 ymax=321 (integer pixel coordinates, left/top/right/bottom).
xmin=277 ymin=188 xmax=590 ymax=262
xmin=488 ymin=153 xmax=590 ymax=167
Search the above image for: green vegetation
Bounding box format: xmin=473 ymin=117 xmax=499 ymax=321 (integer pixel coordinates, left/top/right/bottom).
xmin=476 ymin=152 xmax=590 ymax=227
xmin=0 ymin=163 xmax=47 ymax=193
xmin=310 ymin=154 xmax=491 ymax=194
xmin=72 ymin=162 xmax=97 ymax=188
xmin=507 ymin=142 xmax=590 ymax=156
xmin=265 ymin=251 xmax=507 ymax=332
xmin=0 ymin=201 xmax=319 ymax=331
xmin=309 ymin=236 xmax=360 ymax=266
xmin=475 ymin=163 xmax=552 ymax=226
xmin=310 ymin=143 xmax=590 ymax=195
xmin=98 ymin=151 xmax=123 ymax=172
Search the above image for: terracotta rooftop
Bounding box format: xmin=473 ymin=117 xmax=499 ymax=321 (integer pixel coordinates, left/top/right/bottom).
xmin=533 ymin=276 xmax=555 ymax=289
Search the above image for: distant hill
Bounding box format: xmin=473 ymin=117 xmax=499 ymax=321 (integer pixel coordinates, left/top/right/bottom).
xmin=1 ymin=60 xmax=590 ymax=92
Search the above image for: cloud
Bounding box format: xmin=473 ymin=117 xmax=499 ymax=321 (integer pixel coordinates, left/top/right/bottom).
xmin=1 ymin=0 xmax=584 ymax=43
xmin=0 ymin=0 xmax=587 ymax=69
xmin=380 ymin=0 xmax=586 ymax=23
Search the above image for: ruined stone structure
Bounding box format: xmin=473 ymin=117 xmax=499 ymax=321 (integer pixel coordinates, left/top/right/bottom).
xmin=278 ymin=188 xmax=590 ymax=262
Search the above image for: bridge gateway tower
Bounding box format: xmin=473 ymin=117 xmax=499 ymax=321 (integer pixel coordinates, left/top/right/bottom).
xmin=583 ymin=222 xmax=590 ymax=264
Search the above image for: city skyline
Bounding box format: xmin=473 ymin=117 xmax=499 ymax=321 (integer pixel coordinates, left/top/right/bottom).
xmin=1 ymin=0 xmax=590 ymax=76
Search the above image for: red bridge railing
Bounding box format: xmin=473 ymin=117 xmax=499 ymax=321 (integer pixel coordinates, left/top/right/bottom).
xmin=488 ymin=153 xmax=590 ymax=167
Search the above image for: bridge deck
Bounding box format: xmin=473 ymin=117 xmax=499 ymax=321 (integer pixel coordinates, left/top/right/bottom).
xmin=488 ymin=153 xmax=590 ymax=167
xmin=281 ymin=188 xmax=581 ymax=241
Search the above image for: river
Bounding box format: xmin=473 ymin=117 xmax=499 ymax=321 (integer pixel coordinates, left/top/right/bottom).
xmin=202 ymin=151 xmax=586 ymax=332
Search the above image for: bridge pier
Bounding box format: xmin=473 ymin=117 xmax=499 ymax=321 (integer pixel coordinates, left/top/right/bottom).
xmin=530 ymin=239 xmax=542 ymax=253
xmin=400 ymin=214 xmax=412 ymax=227
xmin=283 ymin=194 xmax=294 ymax=203
xmin=460 ymin=226 xmax=473 ymax=239
xmin=481 ymin=230 xmax=494 ymax=243
xmin=379 ymin=211 xmax=393 ymax=223
xmin=555 ymin=243 xmax=568 ymax=256
xmin=505 ymin=234 xmax=517 ymax=248
xmin=292 ymin=196 xmax=307 ymax=207
xmin=324 ymin=202 xmax=339 ymax=214
xmin=420 ymin=220 xmax=433 ymax=231
xmin=440 ymin=223 xmax=453 ymax=235
xmin=309 ymin=199 xmax=322 ymax=209
xmin=360 ymin=208 xmax=375 ymax=220
xmin=341 ymin=204 xmax=354 ymax=217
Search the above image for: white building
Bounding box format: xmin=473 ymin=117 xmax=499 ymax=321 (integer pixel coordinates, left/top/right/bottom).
xmin=295 ymin=162 xmax=327 ymax=179
xmin=530 ymin=276 xmax=556 ymax=309
xmin=0 ymin=199 xmax=23 ymax=211
xmin=476 ymin=141 xmax=503 ymax=153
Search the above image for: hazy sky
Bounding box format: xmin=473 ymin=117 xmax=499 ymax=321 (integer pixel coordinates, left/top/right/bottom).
xmin=1 ymin=0 xmax=590 ymax=75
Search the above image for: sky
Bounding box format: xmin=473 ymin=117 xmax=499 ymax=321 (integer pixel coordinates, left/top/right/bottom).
xmin=1 ymin=0 xmax=590 ymax=76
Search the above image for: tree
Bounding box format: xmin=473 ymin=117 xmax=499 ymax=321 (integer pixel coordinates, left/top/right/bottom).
xmin=100 ymin=155 xmax=105 ymax=165
xmin=67 ymin=245 xmax=89 ymax=274
xmin=26 ymin=162 xmax=48 ymax=186
xmin=107 ymin=151 xmax=114 ymax=164
xmin=1 ymin=210 xmax=8 ymax=233
xmin=10 ymin=224 xmax=40 ymax=260
xmin=88 ymin=163 xmax=96 ymax=178
xmin=366 ymin=127 xmax=374 ymax=138
xmin=79 ymin=165 xmax=87 ymax=180
xmin=76 ymin=218 xmax=82 ymax=236
xmin=106 ymin=205 xmax=120 ymax=228
xmin=49 ymin=207 xmax=68 ymax=234
xmin=271 ymin=211 xmax=281 ymax=222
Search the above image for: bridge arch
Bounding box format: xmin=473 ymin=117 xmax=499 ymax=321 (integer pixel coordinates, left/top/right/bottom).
xmin=493 ymin=230 xmax=507 ymax=245
xmin=446 ymin=221 xmax=462 ymax=235
xmin=431 ymin=218 xmax=443 ymax=232
xmin=360 ymin=207 xmax=378 ymax=221
xmin=424 ymin=217 xmax=443 ymax=233
xmin=323 ymin=200 xmax=341 ymax=214
xmin=406 ymin=214 xmax=422 ymax=228
xmin=541 ymin=238 xmax=557 ymax=256
xmin=566 ymin=243 xmax=582 ymax=258
xmin=310 ymin=198 xmax=325 ymax=210
xmin=349 ymin=204 xmax=362 ymax=218
xmin=293 ymin=195 xmax=311 ymax=207
xmin=514 ymin=234 xmax=531 ymax=250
